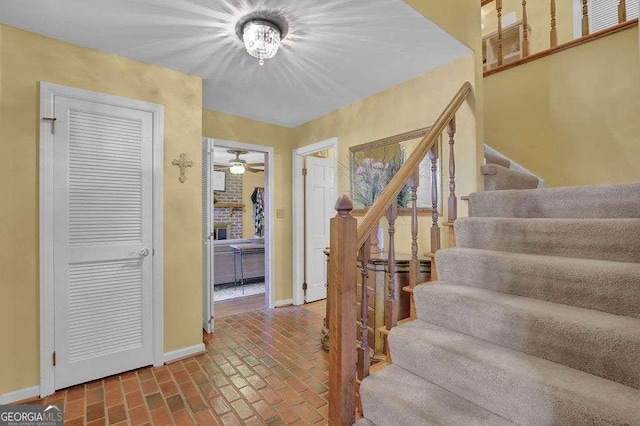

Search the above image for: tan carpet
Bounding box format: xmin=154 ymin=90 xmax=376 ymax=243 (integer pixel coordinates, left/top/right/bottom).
xmin=359 ymin=182 xmax=640 ymax=426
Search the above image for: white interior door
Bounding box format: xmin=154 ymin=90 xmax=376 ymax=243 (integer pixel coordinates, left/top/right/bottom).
xmin=202 ymin=139 xmax=214 ymax=333
xmin=52 ymin=95 xmax=154 ymax=390
xmin=304 ymin=156 xmax=335 ymax=303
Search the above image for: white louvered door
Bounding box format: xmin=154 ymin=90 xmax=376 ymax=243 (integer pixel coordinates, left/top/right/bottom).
xmin=202 ymin=139 xmax=214 ymax=334
xmin=53 ymin=96 xmax=154 ymax=390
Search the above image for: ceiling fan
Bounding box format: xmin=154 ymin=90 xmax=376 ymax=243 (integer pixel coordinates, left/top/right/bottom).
xmin=214 ymin=149 xmax=264 ymax=174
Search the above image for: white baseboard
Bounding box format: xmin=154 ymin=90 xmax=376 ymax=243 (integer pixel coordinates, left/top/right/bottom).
xmin=163 ymin=343 xmax=206 ymax=364
xmin=0 ymin=385 xmax=40 ymax=405
xmin=274 ymin=299 xmax=293 ymax=308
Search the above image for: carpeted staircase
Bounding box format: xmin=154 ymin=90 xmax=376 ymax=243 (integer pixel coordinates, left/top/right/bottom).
xmin=482 ymin=147 xmax=540 ymax=190
xmin=356 ymin=182 xmax=640 ymax=425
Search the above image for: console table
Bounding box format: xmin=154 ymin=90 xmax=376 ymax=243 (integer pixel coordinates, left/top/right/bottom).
xmin=230 ymin=243 xmax=265 ymax=294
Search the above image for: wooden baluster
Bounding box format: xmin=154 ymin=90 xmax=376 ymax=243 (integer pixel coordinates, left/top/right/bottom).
xmin=321 ymin=249 xmax=330 ymax=352
xmin=409 ymin=170 xmax=419 ymax=319
xmin=582 ymin=0 xmax=589 ymax=36
xmin=429 ymin=146 xmax=440 ymax=253
xmin=328 ymin=195 xmax=357 ymax=426
xmin=447 ymin=117 xmax=457 ymax=222
xmin=522 ymin=0 xmax=529 ymax=57
xmin=619 ymin=0 xmax=627 ymax=23
xmin=497 ymin=0 xmax=504 ymax=66
xmin=385 ymin=203 xmax=398 ymax=332
xmin=550 ymin=0 xmax=558 ymax=47
xmin=357 ymin=236 xmax=371 ymax=382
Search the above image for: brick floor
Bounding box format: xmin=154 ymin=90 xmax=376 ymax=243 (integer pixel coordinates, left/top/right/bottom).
xmin=28 ymin=302 xmax=329 ymax=425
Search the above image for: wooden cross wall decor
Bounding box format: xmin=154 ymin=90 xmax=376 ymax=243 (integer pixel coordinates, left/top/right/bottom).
xmin=172 ymin=153 xmax=193 ymax=183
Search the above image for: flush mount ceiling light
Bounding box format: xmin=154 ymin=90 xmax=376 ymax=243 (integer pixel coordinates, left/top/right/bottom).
xmin=228 ymin=149 xmax=248 ymax=174
xmin=236 ymin=12 xmax=289 ymax=66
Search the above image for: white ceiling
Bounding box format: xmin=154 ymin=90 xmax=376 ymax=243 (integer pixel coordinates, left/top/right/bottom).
xmin=0 ymin=0 xmax=470 ymax=127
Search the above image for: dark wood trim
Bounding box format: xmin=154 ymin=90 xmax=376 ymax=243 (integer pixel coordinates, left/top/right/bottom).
xmin=481 ymin=0 xmax=494 ymax=6
xmin=484 ymin=19 xmax=638 ymax=77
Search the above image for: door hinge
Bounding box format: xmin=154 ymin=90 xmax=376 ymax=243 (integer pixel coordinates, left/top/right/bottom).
xmin=302 ymin=282 xmax=308 ymax=292
xmin=42 ymin=117 xmax=57 ymax=134
xmin=52 ymin=351 xmax=56 ymax=367
xmin=152 ymin=248 xmax=155 ymax=256
xmin=302 ymin=168 xmax=307 ymax=176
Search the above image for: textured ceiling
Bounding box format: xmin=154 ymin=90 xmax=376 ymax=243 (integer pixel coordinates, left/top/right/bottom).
xmin=0 ymin=0 xmax=469 ymax=127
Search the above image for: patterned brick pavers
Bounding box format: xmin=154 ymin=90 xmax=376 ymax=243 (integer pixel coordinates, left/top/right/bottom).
xmin=27 ymin=303 xmax=329 ymax=425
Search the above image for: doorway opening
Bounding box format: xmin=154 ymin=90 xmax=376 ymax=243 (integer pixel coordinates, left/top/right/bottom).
xmin=202 ymin=138 xmax=275 ymax=331
xmin=292 ymin=138 xmax=338 ymax=306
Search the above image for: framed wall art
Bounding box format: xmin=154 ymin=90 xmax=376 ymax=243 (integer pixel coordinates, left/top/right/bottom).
xmin=349 ymin=127 xmax=442 ymax=215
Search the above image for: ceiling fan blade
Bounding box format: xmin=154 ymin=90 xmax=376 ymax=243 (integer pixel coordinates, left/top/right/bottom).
xmin=246 ymin=163 xmax=265 ymax=167
xmin=245 ymin=166 xmax=264 ymax=173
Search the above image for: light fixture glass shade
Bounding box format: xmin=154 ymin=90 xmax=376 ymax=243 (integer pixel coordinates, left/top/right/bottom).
xmin=229 ymin=161 xmax=246 ymax=174
xmin=242 ymin=19 xmax=281 ymax=66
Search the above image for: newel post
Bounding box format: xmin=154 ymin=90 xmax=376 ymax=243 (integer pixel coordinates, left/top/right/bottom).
xmin=328 ymin=195 xmax=357 ymax=426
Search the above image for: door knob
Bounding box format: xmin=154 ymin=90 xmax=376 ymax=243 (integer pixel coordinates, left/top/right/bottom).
xmin=130 ymin=248 xmax=150 ymax=257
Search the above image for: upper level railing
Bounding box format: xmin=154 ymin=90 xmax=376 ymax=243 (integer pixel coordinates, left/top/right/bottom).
xmin=481 ymin=0 xmax=638 ymax=75
xmin=327 ymin=81 xmax=473 ymax=425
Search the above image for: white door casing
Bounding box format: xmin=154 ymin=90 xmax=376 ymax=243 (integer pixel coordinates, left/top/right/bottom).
xmin=204 ymin=138 xmax=275 ymax=308
xmin=304 ymin=156 xmax=335 ymax=303
xmin=202 ymin=138 xmax=214 ymax=333
xmin=40 ymin=83 xmax=164 ymax=396
xmin=292 ymin=138 xmax=338 ymax=306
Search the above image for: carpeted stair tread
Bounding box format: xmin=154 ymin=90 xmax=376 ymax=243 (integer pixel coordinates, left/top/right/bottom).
xmin=481 ymin=164 xmax=539 ymax=191
xmin=434 ymin=247 xmax=640 ymax=318
xmin=388 ymin=321 xmax=640 ymax=425
xmin=469 ymin=181 xmax=640 ymax=218
xmin=359 ymin=364 xmax=515 ymax=426
xmin=354 ymin=419 xmax=377 ymax=426
xmin=484 ymin=152 xmax=511 ymax=168
xmin=414 ymin=283 xmax=640 ymax=389
xmin=455 ymin=217 xmax=640 ymax=263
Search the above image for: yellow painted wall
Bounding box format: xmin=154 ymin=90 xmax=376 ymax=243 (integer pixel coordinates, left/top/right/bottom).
xmin=202 ymin=109 xmax=293 ymax=302
xmin=0 ymin=25 xmax=203 ymax=395
xmin=405 ymin=0 xmax=481 ymax=51
xmin=242 ymin=171 xmax=265 ymax=239
xmin=294 ymin=54 xmax=478 ymax=252
xmin=482 ymin=0 xmax=574 ymax=54
xmin=0 ymin=28 xmax=3 ymax=133
xmin=484 ymin=26 xmax=640 ymax=187
xmin=405 ymin=0 xmax=485 ymax=194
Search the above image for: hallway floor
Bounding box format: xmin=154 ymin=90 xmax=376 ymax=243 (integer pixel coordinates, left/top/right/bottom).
xmin=30 ymin=301 xmax=328 ymax=425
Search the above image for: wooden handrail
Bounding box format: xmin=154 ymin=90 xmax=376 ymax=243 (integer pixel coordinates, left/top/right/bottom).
xmin=355 ymin=81 xmax=473 ymax=249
